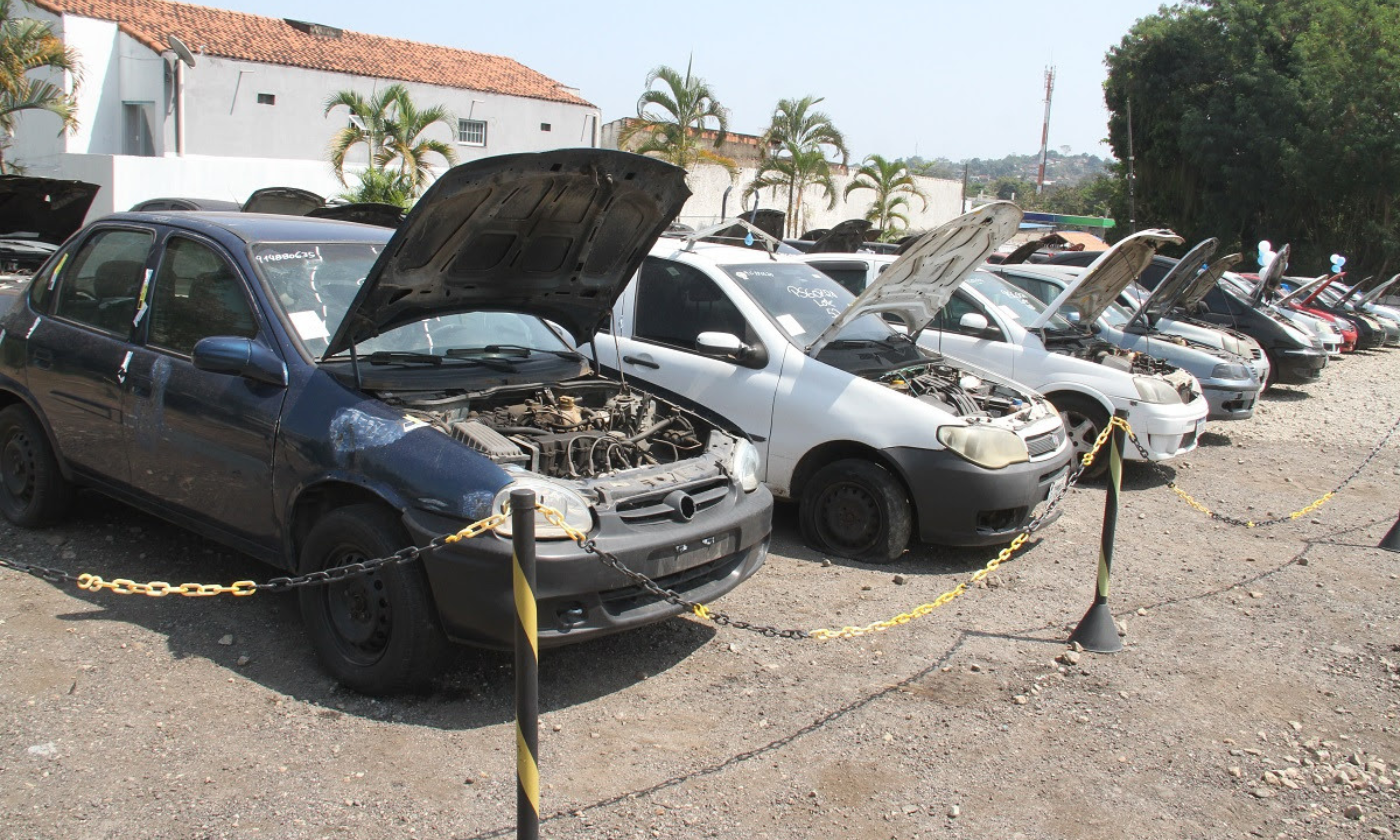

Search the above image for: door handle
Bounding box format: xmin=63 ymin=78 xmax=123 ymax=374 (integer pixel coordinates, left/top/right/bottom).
xmin=622 ymin=355 xmax=660 ymax=370
xmin=32 ymin=349 xmax=52 ymax=370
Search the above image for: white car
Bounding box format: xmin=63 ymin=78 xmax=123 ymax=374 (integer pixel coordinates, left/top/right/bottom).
xmin=910 ymin=230 xmax=1210 ymax=472
xmin=591 ymin=203 xmax=1074 ymax=562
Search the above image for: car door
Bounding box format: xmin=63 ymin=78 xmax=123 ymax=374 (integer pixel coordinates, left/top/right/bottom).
xmin=920 ymin=290 xmax=1020 ymax=376
xmin=123 ymin=232 xmax=287 ymax=553
xmin=27 ymin=224 xmax=157 ymax=488
xmin=600 ymin=256 xmax=783 ymax=470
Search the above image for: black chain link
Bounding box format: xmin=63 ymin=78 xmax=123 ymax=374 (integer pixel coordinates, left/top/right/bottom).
xmin=0 ymin=556 xmax=83 ymax=585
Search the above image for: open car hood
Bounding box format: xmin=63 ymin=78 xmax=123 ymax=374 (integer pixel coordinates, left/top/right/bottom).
xmin=1128 ymin=237 xmax=1217 ymax=325
xmin=307 ymin=202 xmax=405 ymax=229
xmin=1247 ymin=243 xmax=1290 ymax=306
xmin=805 ymin=201 xmax=1021 ymax=356
xmin=324 ymin=149 xmax=690 ymax=358
xmin=0 ymin=175 xmax=99 ymax=245
xmin=1030 ymin=229 xmax=1183 ymax=330
xmin=1278 ymin=274 xmax=1331 ymax=306
xmin=242 ymin=187 xmax=325 ymax=215
xmin=1360 ymin=273 xmax=1400 ymax=306
xmin=1174 ymin=252 xmax=1244 ymax=310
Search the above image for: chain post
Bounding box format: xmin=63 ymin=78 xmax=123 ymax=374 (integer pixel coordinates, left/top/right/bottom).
xmin=1383 ymin=509 xmax=1400 ymax=553
xmin=1069 ymin=410 xmax=1127 ymax=653
xmin=510 ymin=490 xmax=541 ymax=840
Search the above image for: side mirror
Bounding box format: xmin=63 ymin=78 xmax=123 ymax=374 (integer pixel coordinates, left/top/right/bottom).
xmin=958 ymin=312 xmax=991 ymax=334
xmin=696 ymin=331 xmax=764 ymax=366
xmin=193 ymin=336 xmax=288 ymax=387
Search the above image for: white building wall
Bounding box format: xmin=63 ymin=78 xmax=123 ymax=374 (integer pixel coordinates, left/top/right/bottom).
xmin=676 ymin=165 xmax=964 ymax=236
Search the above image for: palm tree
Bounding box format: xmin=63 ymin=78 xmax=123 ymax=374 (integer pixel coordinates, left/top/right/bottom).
xmin=617 ymin=59 xmax=737 ymax=175
xmin=338 ymin=166 xmax=415 ymax=208
xmin=0 ymin=0 xmax=82 ymax=174
xmin=844 ymin=154 xmax=929 ymax=239
xmin=324 ymin=84 xmax=457 ymax=194
xmin=747 ymin=96 xmax=848 ymax=236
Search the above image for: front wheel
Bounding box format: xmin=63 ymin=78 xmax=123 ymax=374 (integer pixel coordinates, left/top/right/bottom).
xmin=298 ymin=504 xmax=450 ymax=695
xmin=799 ymin=459 xmax=912 ymax=564
xmin=1050 ymin=394 xmax=1111 ymax=480
xmin=0 ymin=405 xmax=73 ymax=527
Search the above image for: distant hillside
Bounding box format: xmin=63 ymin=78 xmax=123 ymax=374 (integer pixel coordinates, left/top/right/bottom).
xmin=905 ymin=151 xmax=1112 ymax=187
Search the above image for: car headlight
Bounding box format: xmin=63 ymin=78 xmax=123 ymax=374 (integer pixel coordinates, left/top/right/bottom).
xmin=727 ymin=438 xmax=762 ymax=492
xmin=493 ymin=476 xmax=594 ymax=540
xmin=936 ymin=424 xmax=1029 ymax=469
xmin=1210 ymin=363 xmax=1251 ymax=380
xmin=1133 ymin=375 xmax=1180 ymax=404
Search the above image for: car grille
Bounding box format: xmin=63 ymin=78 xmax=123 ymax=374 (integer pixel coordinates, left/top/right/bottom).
xmin=1025 ymin=428 xmax=1066 ymax=458
xmin=615 ymin=477 xmax=731 ymax=524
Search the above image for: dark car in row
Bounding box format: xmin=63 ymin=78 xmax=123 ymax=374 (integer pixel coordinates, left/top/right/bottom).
xmin=0 ymin=150 xmax=772 ymax=694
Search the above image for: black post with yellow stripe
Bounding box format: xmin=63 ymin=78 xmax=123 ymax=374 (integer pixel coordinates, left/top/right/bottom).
xmin=511 ymin=489 xmax=540 ymax=840
xmin=1069 ymin=410 xmax=1127 ymax=653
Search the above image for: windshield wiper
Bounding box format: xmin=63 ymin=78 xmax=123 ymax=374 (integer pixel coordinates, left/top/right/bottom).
xmin=448 ymin=344 xmax=585 ymax=360
xmin=360 ymin=351 xmax=516 ymax=372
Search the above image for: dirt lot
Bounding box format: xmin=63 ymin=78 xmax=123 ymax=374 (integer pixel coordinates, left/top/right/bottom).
xmin=3 ymin=349 xmax=1400 ymax=840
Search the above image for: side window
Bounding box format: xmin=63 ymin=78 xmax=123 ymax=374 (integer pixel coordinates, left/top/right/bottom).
xmin=634 ymin=258 xmax=750 ymax=352
xmin=28 ymin=247 xmax=72 ymax=312
xmin=147 ymin=236 xmax=257 ymax=356
xmin=931 ymin=292 xmax=1002 ymax=340
xmin=52 ymin=228 xmax=154 ymax=337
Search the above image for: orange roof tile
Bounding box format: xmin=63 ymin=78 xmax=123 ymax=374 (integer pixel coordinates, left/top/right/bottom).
xmin=33 ymin=0 xmax=594 ymax=107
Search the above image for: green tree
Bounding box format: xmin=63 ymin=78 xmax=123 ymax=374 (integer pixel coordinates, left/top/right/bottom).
xmin=0 ymin=0 xmax=82 ymax=174
xmin=843 ymin=154 xmax=928 ymax=239
xmin=338 ymin=166 xmax=414 ymax=207
xmin=747 ymin=95 xmax=849 ymax=236
xmin=1104 ymin=0 xmax=1400 ymax=273
xmin=617 ymin=59 xmax=736 ymax=174
xmin=324 ymin=84 xmax=457 ymax=199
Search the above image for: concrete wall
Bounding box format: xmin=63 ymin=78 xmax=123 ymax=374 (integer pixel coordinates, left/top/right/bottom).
xmin=676 ymin=164 xmax=964 ymax=236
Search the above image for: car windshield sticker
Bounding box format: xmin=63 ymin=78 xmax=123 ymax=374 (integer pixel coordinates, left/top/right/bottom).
xmin=254 ymin=247 xmax=323 ymax=265
xmin=117 ymin=350 xmax=132 ymax=385
xmin=0 ymin=328 xmax=6 ymax=347
xmin=47 ymin=252 xmax=69 ymax=290
xmin=776 ymin=313 xmax=805 ymax=335
xmin=133 ymin=268 xmax=152 ymax=326
xmin=25 ymin=317 xmax=39 ymax=339
xmin=288 ymin=310 xmax=331 ymax=341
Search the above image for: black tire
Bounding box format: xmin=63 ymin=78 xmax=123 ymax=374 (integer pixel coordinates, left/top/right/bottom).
xmin=298 ymin=504 xmax=450 ymax=695
xmin=799 ymin=458 xmax=912 ymax=564
xmin=0 ymin=405 xmax=73 ymax=527
xmin=1050 ymin=394 xmax=1111 ymax=480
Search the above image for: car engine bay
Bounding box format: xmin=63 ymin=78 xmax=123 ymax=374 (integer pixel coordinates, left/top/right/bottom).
xmin=874 ymin=362 xmax=1038 ymax=421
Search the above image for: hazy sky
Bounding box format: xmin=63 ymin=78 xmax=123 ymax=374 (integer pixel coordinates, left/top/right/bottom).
xmin=217 ymin=0 xmax=1170 ymax=162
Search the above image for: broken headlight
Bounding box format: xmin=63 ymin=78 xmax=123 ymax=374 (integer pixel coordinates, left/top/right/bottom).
xmin=493 ymin=475 xmax=595 ymax=540
xmin=936 ymin=425 xmax=1029 ymax=470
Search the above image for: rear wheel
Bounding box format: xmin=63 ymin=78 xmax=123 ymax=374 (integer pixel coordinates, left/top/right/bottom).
xmin=799 ymin=459 xmax=912 ymax=564
xmin=0 ymin=405 xmax=73 ymax=527
xmin=1050 ymin=394 xmax=1111 ymax=480
xmin=298 ymin=504 xmax=449 ymax=695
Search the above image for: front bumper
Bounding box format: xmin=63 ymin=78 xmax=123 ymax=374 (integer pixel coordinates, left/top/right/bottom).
xmin=405 ymin=484 xmax=773 ymax=649
xmin=1273 ymin=348 xmax=1327 ymax=384
xmin=1114 ymin=397 xmax=1209 ymax=462
xmin=1200 ymin=378 xmax=1261 ymax=421
xmin=882 ymin=445 xmax=1074 ymax=547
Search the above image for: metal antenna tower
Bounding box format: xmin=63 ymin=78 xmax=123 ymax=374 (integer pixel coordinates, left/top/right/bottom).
xmin=1036 ymin=66 xmax=1056 ymax=195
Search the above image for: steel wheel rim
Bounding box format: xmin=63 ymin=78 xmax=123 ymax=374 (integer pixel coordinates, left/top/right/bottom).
xmin=1 ymin=428 xmax=36 ymax=506
xmin=815 ymin=481 xmax=883 ymax=553
xmin=322 ymin=549 xmax=390 ymax=665
xmin=1060 ymin=410 xmax=1100 ymax=460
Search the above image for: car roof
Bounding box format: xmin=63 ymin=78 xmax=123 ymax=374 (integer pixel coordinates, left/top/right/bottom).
xmin=98 ymin=211 xmax=394 ymax=246
xmin=651 ymin=236 xmax=812 ymax=267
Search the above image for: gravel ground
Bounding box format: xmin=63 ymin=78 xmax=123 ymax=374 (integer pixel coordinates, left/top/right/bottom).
xmin=3 ymin=350 xmax=1400 ymax=840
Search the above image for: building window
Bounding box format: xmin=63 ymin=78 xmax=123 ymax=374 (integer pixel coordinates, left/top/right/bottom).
xmin=257 ymin=93 xmax=276 ymax=105
xmin=540 ymin=122 xmax=551 ymax=132
xmin=122 ymin=102 xmax=155 ymax=156
xmin=458 ymin=118 xmax=487 ymax=146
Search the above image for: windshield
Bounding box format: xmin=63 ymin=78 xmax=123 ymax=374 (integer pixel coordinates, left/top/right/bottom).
xmin=722 ymin=262 xmax=896 ymax=344
xmin=251 ymin=242 xmax=573 ymax=359
xmin=1100 ymin=299 xmax=1133 ymax=328
xmin=964 ymin=272 xmax=1075 ymax=330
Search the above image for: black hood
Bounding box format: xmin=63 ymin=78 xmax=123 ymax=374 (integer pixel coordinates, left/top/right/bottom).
xmin=242 ymin=187 xmax=325 ymax=215
xmin=1129 ymin=237 xmax=1217 ymax=324
xmin=323 ymin=149 xmax=690 ymax=358
xmin=0 ymin=175 xmax=99 ymax=245
xmin=307 ymin=202 xmax=405 ymax=229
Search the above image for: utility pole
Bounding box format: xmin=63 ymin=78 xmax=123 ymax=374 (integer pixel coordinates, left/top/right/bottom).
xmin=1126 ymin=96 xmax=1138 ymax=233
xmin=1036 ymin=66 xmax=1056 ymax=195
